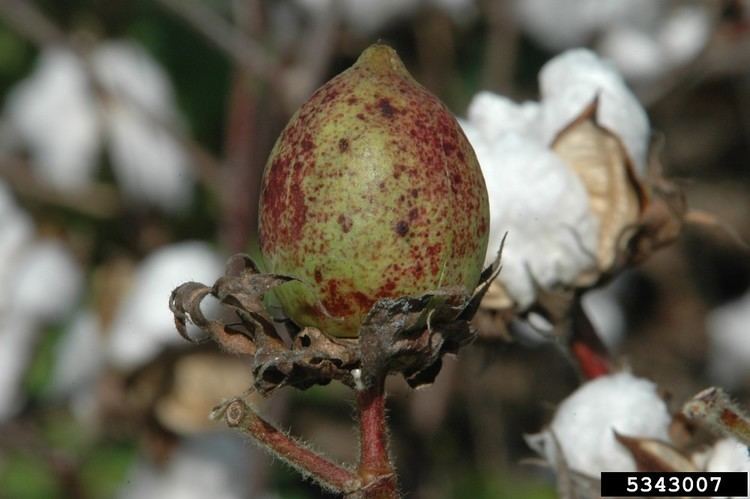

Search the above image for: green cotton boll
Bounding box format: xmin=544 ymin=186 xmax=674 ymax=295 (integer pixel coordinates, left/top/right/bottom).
xmin=258 ymin=44 xmax=489 ymax=338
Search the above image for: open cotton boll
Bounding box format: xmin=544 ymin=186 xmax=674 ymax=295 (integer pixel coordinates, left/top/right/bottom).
xmin=581 ymin=275 xmax=628 ymax=350
xmin=658 ymin=6 xmax=711 ymax=68
xmin=4 ymin=48 xmax=100 ymax=190
xmin=706 ymin=290 xmax=750 ymax=390
xmin=513 ymin=0 xmax=660 ymax=51
xmin=117 ymin=432 xmax=258 ymax=499
xmin=597 ymin=27 xmax=666 ymax=82
xmin=92 ymin=42 xmax=178 ymax=121
xmin=527 ymin=372 xmax=671 ymax=475
xmin=705 ymin=438 xmax=750 ymax=473
xmin=93 ymin=41 xmax=194 ymax=213
xmin=0 ymin=183 xmax=34 ymax=288
xmin=461 ymin=94 xmax=598 ymax=310
xmin=539 ymin=48 xmax=650 ymax=175
xmin=294 ymin=0 xmax=475 ymax=34
xmin=48 ymin=310 xmax=103 ymax=421
xmin=0 ymin=315 xmax=38 ymax=421
xmin=106 ymin=242 xmax=224 ymax=372
xmin=704 ymin=438 xmax=750 ymax=499
xmin=8 ymin=240 xmax=82 ymax=322
xmin=103 ymin=102 xmax=193 ymax=213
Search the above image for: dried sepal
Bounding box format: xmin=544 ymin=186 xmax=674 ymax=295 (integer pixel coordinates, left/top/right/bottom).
xmin=524 ymin=431 xmax=601 ymax=499
xmin=170 ymin=252 xmax=501 ymax=395
xmin=614 ymin=431 xmax=697 ymax=472
xmin=252 ymin=327 xmax=359 ymax=394
xmin=552 ymin=98 xmax=644 ymax=277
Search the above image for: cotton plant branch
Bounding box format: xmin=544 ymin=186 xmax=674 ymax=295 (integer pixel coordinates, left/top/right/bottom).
xmin=0 ymin=157 xmax=122 ymax=218
xmin=682 ymin=386 xmax=750 ymax=446
xmin=152 ymin=0 xmax=279 ymax=84
xmin=215 ymin=398 xmax=360 ymax=495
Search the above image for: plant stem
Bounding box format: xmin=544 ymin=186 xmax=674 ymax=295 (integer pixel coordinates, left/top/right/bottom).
xmin=683 ymin=387 xmax=750 ymax=445
xmin=223 ymin=399 xmax=358 ymax=494
xmin=570 ymin=301 xmax=612 ymax=379
xmin=354 ymin=376 xmax=399 ymax=499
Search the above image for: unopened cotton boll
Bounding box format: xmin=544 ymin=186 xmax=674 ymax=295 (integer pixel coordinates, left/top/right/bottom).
xmin=106 ymin=242 xmax=224 ymax=372
xmin=527 ymin=372 xmax=671 ymax=475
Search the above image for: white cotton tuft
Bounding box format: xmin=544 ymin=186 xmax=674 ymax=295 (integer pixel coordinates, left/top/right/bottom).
xmin=706 ymin=290 xmax=750 ymax=390
xmin=8 ymin=240 xmax=82 ymax=322
xmin=462 ymin=91 xmax=598 ymax=310
xmin=657 ymin=6 xmax=711 ymax=70
xmin=106 ymin=242 xmax=224 ymax=372
xmin=4 ymin=41 xmax=193 ymax=212
xmin=704 ymin=438 xmax=750 ymax=499
xmin=117 ymin=432 xmax=259 ymax=499
xmin=104 ymin=103 xmax=193 ymax=213
xmin=581 ymin=276 xmax=628 ymax=350
xmin=528 ymin=372 xmax=671 ymax=475
xmin=597 ymin=27 xmax=664 ymax=82
xmin=92 ymin=41 xmax=178 ymax=121
xmin=705 ymin=438 xmax=750 ymax=473
xmin=93 ymin=41 xmax=194 ymax=213
xmin=539 ymin=48 xmax=650 ymax=175
xmin=0 ymin=316 xmax=38 ymax=421
xmin=49 ymin=310 xmax=103 ymax=400
xmin=513 ymin=0 xmax=659 ymax=51
xmin=0 ymin=183 xmax=34 ymax=291
xmin=4 ymin=48 xmax=100 ymax=190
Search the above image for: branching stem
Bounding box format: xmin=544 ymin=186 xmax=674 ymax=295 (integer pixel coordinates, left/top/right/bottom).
xmin=223 ymin=399 xmax=359 ymax=494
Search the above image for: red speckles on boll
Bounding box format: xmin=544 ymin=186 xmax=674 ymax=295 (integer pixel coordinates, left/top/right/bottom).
xmin=377 ymin=98 xmax=397 ymax=118
xmin=337 ymin=214 xmax=353 ymax=233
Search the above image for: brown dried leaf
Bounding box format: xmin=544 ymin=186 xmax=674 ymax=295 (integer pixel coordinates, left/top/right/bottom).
xmin=552 ymin=102 xmax=643 ymax=275
xmin=170 ymin=281 xmax=257 ymax=355
xmin=252 ymin=327 xmax=358 ymax=394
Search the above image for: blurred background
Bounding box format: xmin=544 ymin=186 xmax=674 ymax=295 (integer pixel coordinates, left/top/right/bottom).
xmin=0 ymin=0 xmax=749 ymax=498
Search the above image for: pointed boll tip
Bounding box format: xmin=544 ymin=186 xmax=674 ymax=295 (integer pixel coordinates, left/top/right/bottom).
xmin=355 ymin=43 xmax=409 ymax=77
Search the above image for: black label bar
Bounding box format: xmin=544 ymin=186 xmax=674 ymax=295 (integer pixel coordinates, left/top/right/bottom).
xmin=601 ymin=471 xmax=748 ymax=497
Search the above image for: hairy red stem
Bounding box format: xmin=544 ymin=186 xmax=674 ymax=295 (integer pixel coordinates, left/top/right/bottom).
xmin=224 ymin=399 xmax=357 ymax=493
xmin=570 ymin=301 xmax=612 ymax=380
xmin=355 ymin=377 xmax=398 ymax=498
